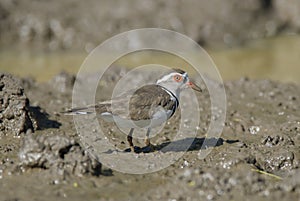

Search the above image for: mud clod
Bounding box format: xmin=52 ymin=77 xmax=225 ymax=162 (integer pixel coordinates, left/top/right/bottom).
xmin=261 ymin=134 xmax=295 ymax=147
xmin=0 ymin=73 xmax=38 ymax=135
xmin=19 ymin=134 xmax=101 ymax=178
xmin=256 ymin=150 xmax=297 ymax=172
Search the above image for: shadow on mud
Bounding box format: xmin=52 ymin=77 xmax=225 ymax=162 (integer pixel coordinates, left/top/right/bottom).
xmin=157 ymin=137 xmax=239 ymax=152
xmin=29 ymin=106 xmax=61 ymax=130
xmin=128 ymin=137 xmax=239 ymax=153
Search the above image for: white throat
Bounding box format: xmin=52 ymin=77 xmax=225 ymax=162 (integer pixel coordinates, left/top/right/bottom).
xmin=157 ymin=82 xmax=181 ymax=100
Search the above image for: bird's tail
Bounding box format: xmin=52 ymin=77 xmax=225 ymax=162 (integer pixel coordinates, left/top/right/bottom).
xmin=62 ymin=106 xmax=95 ymax=115
xmin=62 ymin=103 xmax=109 ymax=115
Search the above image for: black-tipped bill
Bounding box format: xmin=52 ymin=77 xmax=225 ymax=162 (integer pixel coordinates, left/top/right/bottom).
xmin=187 ymin=81 xmax=202 ymax=92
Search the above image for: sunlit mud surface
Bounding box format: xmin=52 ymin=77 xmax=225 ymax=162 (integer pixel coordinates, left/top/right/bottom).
xmin=0 ymin=68 xmax=299 ymax=201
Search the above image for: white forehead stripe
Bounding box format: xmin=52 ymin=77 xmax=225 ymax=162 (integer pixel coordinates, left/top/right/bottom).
xmin=156 ymin=72 xmax=188 ymax=84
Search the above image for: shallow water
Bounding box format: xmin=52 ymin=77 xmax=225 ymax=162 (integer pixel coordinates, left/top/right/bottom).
xmin=0 ymin=49 xmax=86 ymax=82
xmin=0 ymin=35 xmax=299 ymax=83
xmin=210 ymin=35 xmax=300 ymax=83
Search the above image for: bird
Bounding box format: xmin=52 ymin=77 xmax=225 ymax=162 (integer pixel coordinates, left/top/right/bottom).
xmin=64 ymin=68 xmax=202 ymax=152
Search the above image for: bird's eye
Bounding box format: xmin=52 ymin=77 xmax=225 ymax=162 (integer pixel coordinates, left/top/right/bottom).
xmin=173 ymin=74 xmax=183 ymax=82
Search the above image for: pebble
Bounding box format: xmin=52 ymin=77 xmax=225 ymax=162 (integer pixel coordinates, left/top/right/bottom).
xmin=249 ymin=126 xmax=260 ymax=135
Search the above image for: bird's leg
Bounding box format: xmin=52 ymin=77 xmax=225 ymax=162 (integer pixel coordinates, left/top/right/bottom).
xmin=127 ymin=128 xmax=135 ymax=152
xmin=144 ymin=128 xmax=155 ymax=151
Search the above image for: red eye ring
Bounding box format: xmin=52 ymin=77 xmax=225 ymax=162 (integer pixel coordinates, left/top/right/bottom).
xmin=173 ymin=74 xmax=183 ymax=82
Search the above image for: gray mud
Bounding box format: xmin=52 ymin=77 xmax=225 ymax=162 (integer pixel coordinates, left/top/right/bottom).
xmin=0 ymin=70 xmax=299 ymax=201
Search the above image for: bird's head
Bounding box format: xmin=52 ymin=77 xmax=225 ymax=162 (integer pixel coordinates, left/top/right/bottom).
xmin=156 ymin=68 xmax=202 ymax=96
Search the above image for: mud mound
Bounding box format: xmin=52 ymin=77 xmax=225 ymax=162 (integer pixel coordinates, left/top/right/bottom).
xmin=49 ymin=71 xmax=75 ymax=93
xmin=0 ymin=73 xmax=38 ymax=135
xmin=19 ymin=134 xmax=101 ymax=178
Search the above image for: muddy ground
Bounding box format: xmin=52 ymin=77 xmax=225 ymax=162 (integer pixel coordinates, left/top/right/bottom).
xmin=0 ymin=69 xmax=299 ymax=201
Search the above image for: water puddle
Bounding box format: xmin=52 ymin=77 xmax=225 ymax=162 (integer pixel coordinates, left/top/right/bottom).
xmin=0 ymin=35 xmax=299 ymax=83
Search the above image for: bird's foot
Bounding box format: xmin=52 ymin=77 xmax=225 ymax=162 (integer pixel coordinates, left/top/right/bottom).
xmin=124 ymin=144 xmax=155 ymax=153
xmin=130 ymin=146 xmax=135 ymax=153
xmin=124 ymin=146 xmax=141 ymax=153
xmin=141 ymin=143 xmax=156 ymax=153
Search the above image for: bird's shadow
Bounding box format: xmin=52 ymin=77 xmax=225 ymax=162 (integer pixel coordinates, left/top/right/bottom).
xmin=124 ymin=137 xmax=239 ymax=153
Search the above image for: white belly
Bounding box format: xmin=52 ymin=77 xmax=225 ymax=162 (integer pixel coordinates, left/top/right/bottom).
xmin=100 ymin=109 xmax=173 ymax=129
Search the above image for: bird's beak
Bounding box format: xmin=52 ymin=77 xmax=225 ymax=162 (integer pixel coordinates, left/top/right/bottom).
xmin=187 ymin=81 xmax=202 ymax=92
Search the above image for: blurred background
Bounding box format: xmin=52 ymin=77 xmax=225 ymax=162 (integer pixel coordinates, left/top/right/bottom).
xmin=0 ymin=0 xmax=299 ymax=83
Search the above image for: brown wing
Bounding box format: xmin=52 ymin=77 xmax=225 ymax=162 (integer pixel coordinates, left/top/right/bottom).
xmin=128 ymin=85 xmax=177 ymax=120
xmin=64 ymin=85 xmax=178 ymax=121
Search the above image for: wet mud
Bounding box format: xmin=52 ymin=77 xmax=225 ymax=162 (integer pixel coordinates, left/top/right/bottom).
xmin=0 ymin=70 xmax=299 ymax=201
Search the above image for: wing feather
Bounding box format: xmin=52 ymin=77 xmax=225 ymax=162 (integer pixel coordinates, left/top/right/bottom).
xmin=63 ymin=84 xmax=178 ymax=121
xmin=128 ymin=85 xmax=177 ymax=120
